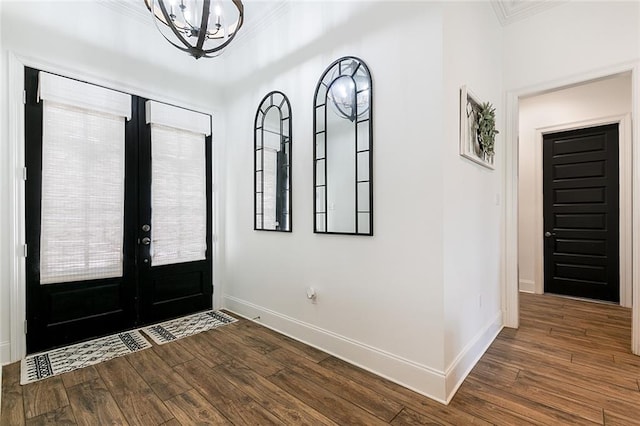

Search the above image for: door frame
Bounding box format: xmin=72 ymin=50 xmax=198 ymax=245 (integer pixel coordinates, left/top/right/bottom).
xmin=532 ymin=115 xmax=632 ymax=306
xmin=6 ymin=51 xmax=221 ymax=362
xmin=503 ymin=61 xmax=640 ymax=355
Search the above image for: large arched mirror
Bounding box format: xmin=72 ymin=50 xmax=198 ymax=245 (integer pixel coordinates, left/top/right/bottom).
xmin=314 ymin=56 xmax=373 ymax=235
xmin=254 ymin=91 xmax=292 ymax=232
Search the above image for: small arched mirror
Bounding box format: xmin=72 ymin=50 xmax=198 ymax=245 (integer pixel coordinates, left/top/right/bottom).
xmin=314 ymin=56 xmax=373 ymax=235
xmin=254 ymin=91 xmax=292 ymax=232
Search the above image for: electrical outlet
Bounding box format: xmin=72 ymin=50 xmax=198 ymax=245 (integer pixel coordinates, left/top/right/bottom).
xmin=306 ymin=287 xmax=317 ymax=303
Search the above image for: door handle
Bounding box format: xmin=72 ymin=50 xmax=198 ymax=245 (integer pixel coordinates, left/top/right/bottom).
xmin=544 ymin=231 xmax=556 ymax=238
xmin=141 ymin=237 xmax=151 ymax=245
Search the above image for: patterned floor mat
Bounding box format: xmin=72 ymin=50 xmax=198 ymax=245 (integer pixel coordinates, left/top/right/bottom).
xmin=141 ymin=310 xmax=237 ymax=345
xmin=21 ymin=330 xmax=151 ymax=385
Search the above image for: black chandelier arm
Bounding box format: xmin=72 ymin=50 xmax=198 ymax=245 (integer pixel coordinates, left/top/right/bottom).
xmin=155 ymin=0 xmax=194 ymax=50
xmin=195 ymin=0 xmax=211 ymax=50
xmin=201 ymin=0 xmax=243 ymax=56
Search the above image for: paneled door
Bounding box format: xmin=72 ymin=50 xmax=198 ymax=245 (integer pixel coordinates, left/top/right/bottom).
xmin=542 ymin=124 xmax=619 ymax=303
xmin=24 ymin=68 xmax=213 ymax=353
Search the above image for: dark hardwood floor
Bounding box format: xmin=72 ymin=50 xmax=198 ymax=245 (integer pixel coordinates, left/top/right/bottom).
xmin=2 ymin=293 xmax=640 ymax=425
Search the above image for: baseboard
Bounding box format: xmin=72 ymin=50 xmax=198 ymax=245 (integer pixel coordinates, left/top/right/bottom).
xmin=519 ymin=279 xmax=536 ymax=293
xmin=224 ymin=295 xmax=448 ymax=403
xmin=0 ymin=341 xmax=9 ymax=366
xmin=444 ymin=310 xmax=503 ymax=403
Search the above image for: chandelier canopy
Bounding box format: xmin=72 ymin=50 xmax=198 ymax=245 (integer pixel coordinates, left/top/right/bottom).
xmin=144 ymin=0 xmax=244 ymax=59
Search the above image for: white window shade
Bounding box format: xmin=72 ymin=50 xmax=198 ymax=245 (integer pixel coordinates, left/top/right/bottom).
xmin=38 ymin=72 xmax=132 ymax=120
xmin=146 ymin=100 xmax=211 ymax=136
xmin=40 ymin=102 xmax=125 ymax=284
xmin=151 ymin=124 xmax=207 ymax=266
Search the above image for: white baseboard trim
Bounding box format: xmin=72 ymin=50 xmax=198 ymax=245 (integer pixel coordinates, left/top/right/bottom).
xmin=224 ymin=295 xmax=448 ymax=403
xmin=444 ymin=311 xmax=503 ymax=403
xmin=0 ymin=341 xmax=10 ymax=366
xmin=519 ymin=279 xmax=536 ymax=293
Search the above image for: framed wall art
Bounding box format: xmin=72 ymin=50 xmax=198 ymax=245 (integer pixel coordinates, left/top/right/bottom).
xmin=459 ymin=85 xmax=497 ymax=170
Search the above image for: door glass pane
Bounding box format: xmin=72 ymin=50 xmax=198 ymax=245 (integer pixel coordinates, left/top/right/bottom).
xmin=40 ymin=101 xmax=125 ymax=284
xmin=151 ymin=125 xmax=207 ymax=266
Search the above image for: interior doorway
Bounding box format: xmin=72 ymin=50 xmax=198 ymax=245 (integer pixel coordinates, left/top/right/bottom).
xmin=516 ymin=74 xmax=632 ymax=306
xmin=504 ymin=65 xmax=640 ymax=356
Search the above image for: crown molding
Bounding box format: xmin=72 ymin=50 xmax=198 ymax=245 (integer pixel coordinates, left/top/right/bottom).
xmin=491 ymin=0 xmax=567 ymax=26
xmin=97 ymin=0 xmax=152 ymax=25
xmin=229 ymin=0 xmax=290 ymax=51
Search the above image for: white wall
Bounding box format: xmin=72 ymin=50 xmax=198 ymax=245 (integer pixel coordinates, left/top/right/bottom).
xmin=518 ymin=75 xmax=632 ymax=292
xmin=441 ymin=1 xmax=504 ymax=397
xmin=221 ymin=1 xmax=450 ymax=400
xmin=0 ymin=0 xmax=224 ymax=364
xmin=0 ymin=0 xmax=8 ymax=365
xmin=503 ymin=1 xmax=640 ymax=91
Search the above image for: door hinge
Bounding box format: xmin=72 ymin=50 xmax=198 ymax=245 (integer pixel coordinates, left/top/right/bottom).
xmin=23 ymin=90 xmax=27 ymax=105
xmin=23 ymin=167 xmax=27 ymax=181
xmin=24 ymin=320 xmax=27 ymax=334
xmin=22 ymin=244 xmax=28 ymax=257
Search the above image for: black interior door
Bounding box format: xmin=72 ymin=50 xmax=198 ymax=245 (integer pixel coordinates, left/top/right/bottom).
xmin=25 ymin=68 xmax=213 ymax=353
xmin=542 ymin=124 xmax=619 ymax=302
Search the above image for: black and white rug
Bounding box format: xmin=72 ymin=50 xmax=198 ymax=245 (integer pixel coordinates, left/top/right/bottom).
xmin=21 ymin=330 xmax=151 ymax=385
xmin=141 ymin=310 xmax=237 ymax=345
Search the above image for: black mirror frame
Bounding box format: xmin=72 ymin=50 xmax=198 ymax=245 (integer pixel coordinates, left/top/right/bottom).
xmin=313 ymin=56 xmax=373 ymax=236
xmin=254 ymin=90 xmax=293 ymax=232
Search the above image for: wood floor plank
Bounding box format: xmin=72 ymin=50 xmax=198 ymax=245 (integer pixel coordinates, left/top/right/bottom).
xmin=66 ymin=378 xmax=128 ymax=426
xmin=1 ymin=363 xmax=26 ymax=426
xmin=175 ymin=332 xmax=232 ymax=368
xmin=464 ymin=375 xmax=601 ymax=425
xmin=215 ymin=360 xmax=338 ymax=425
xmin=126 ymin=347 xmax=192 ymax=401
xmin=390 ymin=407 xmax=448 ymax=425
xmin=267 ymin=367 xmax=388 ymax=425
xmin=150 ymin=338 xmax=195 ymax=368
xmin=604 ymin=409 xmax=640 ymax=426
xmin=96 ymin=356 xmax=173 ymax=425
xmin=22 ymin=376 xmax=69 ymax=419
xmin=173 ymin=358 xmax=283 ymax=425
xmin=267 ymin=347 xmax=404 ymax=422
xmin=59 ymin=366 xmax=100 ymax=389
xmin=25 ymin=405 xmax=76 ymax=426
xmin=215 ymin=322 xmax=280 ymax=355
xmin=164 ymin=389 xmax=231 ymax=425
xmin=449 ymin=390 xmax=539 ymax=426
xmin=318 ymin=356 xmax=491 ymax=426
xmin=237 ymin=320 xmax=331 ymax=362
xmin=203 ymin=329 xmax=285 ymax=377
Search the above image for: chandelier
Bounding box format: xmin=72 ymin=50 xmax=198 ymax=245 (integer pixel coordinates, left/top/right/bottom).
xmin=327 ymin=59 xmax=370 ymax=122
xmin=144 ymin=0 xmax=244 ymax=59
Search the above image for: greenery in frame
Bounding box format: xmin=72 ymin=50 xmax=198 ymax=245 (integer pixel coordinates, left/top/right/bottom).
xmin=474 ymin=102 xmax=499 ymax=158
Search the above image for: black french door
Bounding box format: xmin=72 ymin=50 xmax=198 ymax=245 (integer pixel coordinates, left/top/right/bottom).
xmin=25 ymin=68 xmax=213 ymax=353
